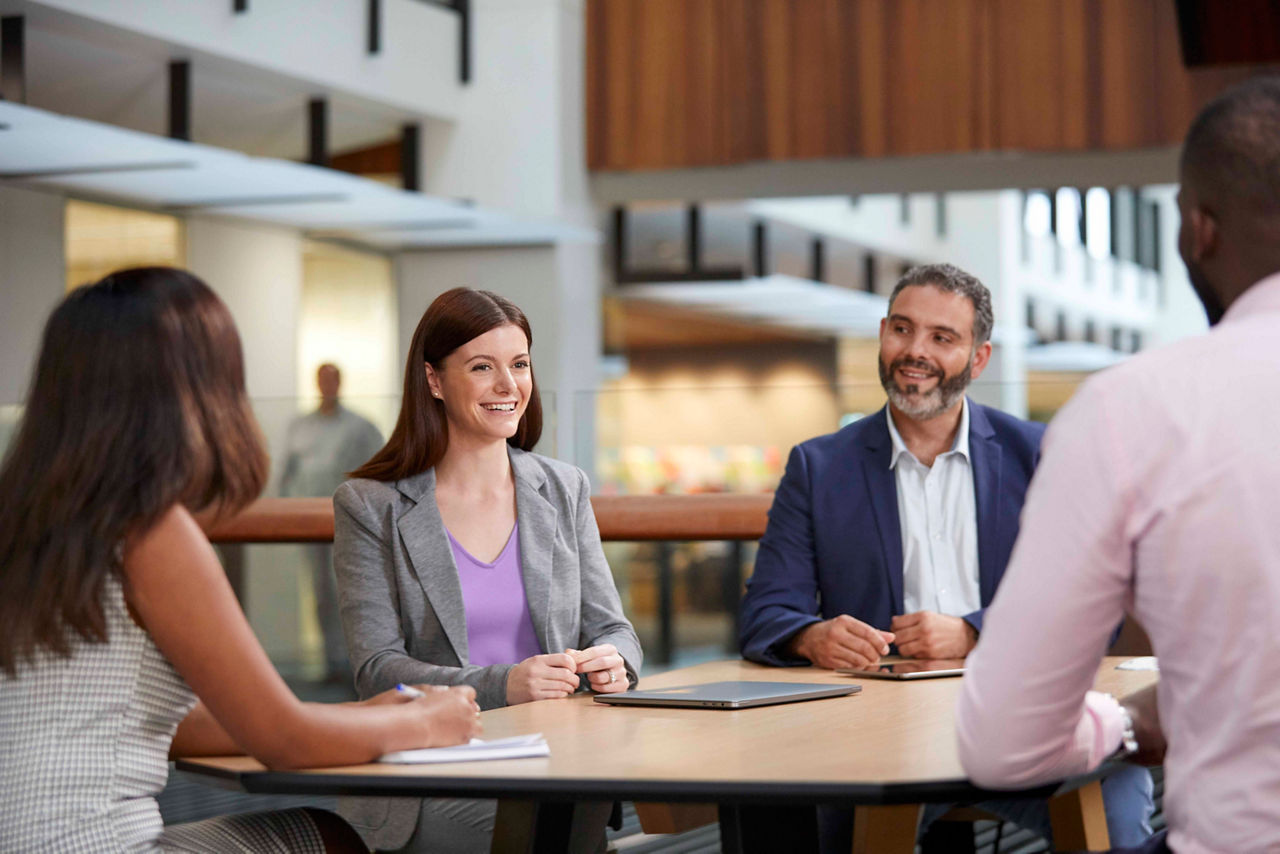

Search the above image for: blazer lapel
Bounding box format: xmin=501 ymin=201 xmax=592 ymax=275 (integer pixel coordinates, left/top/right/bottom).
xmin=967 ymin=401 xmax=1003 ymax=605
xmin=861 ymin=409 xmax=905 ymax=614
xmin=395 ymin=469 xmax=470 ymax=664
xmin=510 ymin=448 xmax=556 ymax=654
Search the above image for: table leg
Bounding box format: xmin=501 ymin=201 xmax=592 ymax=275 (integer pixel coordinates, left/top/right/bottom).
xmin=851 ymin=804 xmax=922 ymax=854
xmin=1048 ymin=780 xmax=1110 ymax=851
xmin=490 ymin=799 xmax=613 ymax=854
xmin=718 ymin=804 xmax=818 ymax=854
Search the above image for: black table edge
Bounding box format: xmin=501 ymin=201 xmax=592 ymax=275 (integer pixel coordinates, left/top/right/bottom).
xmin=175 ymin=759 xmax=1107 ymax=807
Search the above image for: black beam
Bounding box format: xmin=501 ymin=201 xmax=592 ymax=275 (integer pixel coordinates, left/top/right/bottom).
xmin=752 ymin=221 xmax=768 ymax=277
xmin=455 ymin=0 xmax=471 ymax=83
xmin=862 ymin=254 xmax=876 ymax=293
xmin=612 ymin=206 xmax=627 ymax=282
xmin=1133 ymin=190 xmax=1144 ymax=266
xmin=1150 ymin=200 xmax=1162 ymax=278
xmin=367 ymin=0 xmax=381 ymax=55
xmin=810 ymin=238 xmax=825 ymax=283
xmin=1109 ymin=187 xmax=1120 ymax=258
xmin=168 ymin=61 xmax=191 ymax=141
xmin=1047 ymin=188 xmax=1058 ymax=241
xmin=935 ymin=193 xmax=947 ymax=238
xmin=1077 ymin=187 xmax=1088 ymax=245
xmin=686 ymin=204 xmax=701 ymax=273
xmin=0 ymin=161 xmax=197 ymax=180
xmin=308 ymin=98 xmax=328 ymax=167
xmin=615 ymin=268 xmax=744 ymax=285
xmin=400 ymin=123 xmax=420 ymax=191
xmin=1 ymin=16 xmax=25 ymax=103
xmin=233 ymin=0 xmax=248 ymax=12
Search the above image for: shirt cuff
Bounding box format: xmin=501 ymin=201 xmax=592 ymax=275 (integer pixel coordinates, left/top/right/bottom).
xmin=1082 ymin=690 xmax=1126 ymax=766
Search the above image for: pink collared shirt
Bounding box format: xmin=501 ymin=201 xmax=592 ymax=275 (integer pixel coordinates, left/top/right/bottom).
xmin=956 ymin=273 xmax=1280 ymax=854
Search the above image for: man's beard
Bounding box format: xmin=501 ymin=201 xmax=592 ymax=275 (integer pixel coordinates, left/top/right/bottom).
xmin=1185 ymin=261 xmax=1227 ymax=326
xmin=878 ymin=353 xmax=973 ymax=420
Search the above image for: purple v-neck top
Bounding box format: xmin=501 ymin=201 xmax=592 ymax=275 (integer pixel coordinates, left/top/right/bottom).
xmin=447 ymin=522 xmax=542 ymax=667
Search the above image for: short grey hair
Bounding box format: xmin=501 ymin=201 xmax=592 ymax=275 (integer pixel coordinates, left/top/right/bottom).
xmin=887 ymin=263 xmax=993 ymax=346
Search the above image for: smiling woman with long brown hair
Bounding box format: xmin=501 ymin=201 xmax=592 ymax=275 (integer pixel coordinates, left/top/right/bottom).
xmin=333 ymin=287 xmax=641 ymax=853
xmin=0 ymin=267 xmax=481 ymax=853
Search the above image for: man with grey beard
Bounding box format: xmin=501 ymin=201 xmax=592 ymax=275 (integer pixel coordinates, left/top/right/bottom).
xmin=738 ymin=263 xmax=1152 ymax=850
xmin=740 ymin=263 xmax=1042 ymax=668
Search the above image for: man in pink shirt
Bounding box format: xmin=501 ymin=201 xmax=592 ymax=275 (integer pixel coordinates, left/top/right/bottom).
xmin=956 ymin=77 xmax=1280 ymax=854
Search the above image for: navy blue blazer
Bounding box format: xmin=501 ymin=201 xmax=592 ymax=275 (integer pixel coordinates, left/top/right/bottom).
xmin=739 ymin=400 xmax=1045 ymax=666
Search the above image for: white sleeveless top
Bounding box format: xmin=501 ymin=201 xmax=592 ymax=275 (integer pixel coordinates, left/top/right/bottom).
xmin=0 ymin=574 xmax=195 ymax=852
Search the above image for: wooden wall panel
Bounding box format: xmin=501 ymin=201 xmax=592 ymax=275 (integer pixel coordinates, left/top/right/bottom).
xmin=586 ymin=0 xmax=1280 ymax=172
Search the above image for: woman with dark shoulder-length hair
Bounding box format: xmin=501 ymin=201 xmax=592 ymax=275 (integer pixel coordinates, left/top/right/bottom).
xmin=334 ymin=287 xmax=641 ymax=853
xmin=0 ymin=268 xmax=481 ymax=854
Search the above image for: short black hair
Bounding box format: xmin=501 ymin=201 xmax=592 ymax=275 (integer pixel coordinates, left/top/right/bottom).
xmin=1182 ymin=76 xmax=1280 ymax=219
xmin=888 ymin=263 xmax=994 ymax=346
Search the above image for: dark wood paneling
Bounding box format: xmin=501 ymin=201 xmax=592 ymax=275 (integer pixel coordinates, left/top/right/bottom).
xmin=586 ymin=0 xmax=1275 ymax=171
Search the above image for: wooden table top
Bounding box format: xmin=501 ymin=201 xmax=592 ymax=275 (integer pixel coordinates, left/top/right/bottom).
xmin=177 ymin=657 xmax=1156 ymax=805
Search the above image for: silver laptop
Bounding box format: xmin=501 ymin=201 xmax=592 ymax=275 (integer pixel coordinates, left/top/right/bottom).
xmin=593 ymin=680 xmax=860 ymax=709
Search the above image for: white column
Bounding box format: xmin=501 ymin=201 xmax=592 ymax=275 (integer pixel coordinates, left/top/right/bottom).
xmin=0 ymin=186 xmax=65 ymax=408
xmin=185 ymin=215 xmax=306 ymax=668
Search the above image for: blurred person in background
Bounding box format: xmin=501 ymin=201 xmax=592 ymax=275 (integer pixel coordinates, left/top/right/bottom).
xmin=334 ymin=287 xmax=642 ymax=854
xmin=0 ymin=267 xmax=480 ymax=854
xmin=281 ymin=362 xmax=383 ymax=684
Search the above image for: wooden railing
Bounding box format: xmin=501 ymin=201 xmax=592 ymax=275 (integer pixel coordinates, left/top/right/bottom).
xmin=206 ymin=494 xmax=773 ymax=544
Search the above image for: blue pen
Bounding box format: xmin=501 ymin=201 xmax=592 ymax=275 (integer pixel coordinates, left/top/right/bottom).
xmin=396 ymin=683 xmax=426 ymax=699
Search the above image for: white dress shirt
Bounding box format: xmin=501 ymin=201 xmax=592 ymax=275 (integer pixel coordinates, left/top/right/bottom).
xmin=885 ymin=398 xmax=981 ymax=618
xmin=957 ymin=274 xmax=1280 ymax=854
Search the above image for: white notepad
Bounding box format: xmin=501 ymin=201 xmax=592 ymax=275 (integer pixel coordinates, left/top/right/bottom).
xmin=379 ymin=734 xmax=549 ymax=764
xmin=1116 ymin=657 xmax=1159 ymax=671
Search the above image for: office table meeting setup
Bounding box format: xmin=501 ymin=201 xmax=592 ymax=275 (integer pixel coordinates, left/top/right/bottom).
xmin=178 ymin=657 xmax=1158 ymax=854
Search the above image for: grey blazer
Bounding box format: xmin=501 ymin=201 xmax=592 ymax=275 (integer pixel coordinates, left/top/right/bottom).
xmin=332 ymin=447 xmax=643 ymax=849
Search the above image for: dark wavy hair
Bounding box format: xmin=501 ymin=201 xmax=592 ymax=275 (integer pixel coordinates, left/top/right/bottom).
xmin=351 ymin=287 xmax=542 ymax=481
xmin=0 ymin=267 xmax=267 ymax=676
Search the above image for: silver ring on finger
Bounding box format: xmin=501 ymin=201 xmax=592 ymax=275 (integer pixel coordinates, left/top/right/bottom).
xmin=608 ymin=670 xmax=617 ymax=684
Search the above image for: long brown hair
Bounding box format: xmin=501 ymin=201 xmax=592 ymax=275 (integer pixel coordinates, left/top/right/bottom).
xmin=0 ymin=267 xmax=268 ymax=675
xmin=351 ymin=287 xmax=542 ymax=481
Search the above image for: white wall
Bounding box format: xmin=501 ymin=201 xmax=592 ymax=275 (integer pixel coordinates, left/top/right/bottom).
xmin=186 ymin=215 xmax=302 ymax=403
xmin=421 ymin=0 xmax=590 ymax=224
xmin=0 ymin=185 xmax=65 ymax=406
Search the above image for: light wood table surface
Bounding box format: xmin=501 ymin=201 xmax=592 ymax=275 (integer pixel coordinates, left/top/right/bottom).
xmin=177 ymin=657 xmax=1157 ymax=853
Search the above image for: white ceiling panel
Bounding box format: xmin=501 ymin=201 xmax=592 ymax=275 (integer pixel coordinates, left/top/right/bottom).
xmin=0 ymin=102 xmax=593 ymax=247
